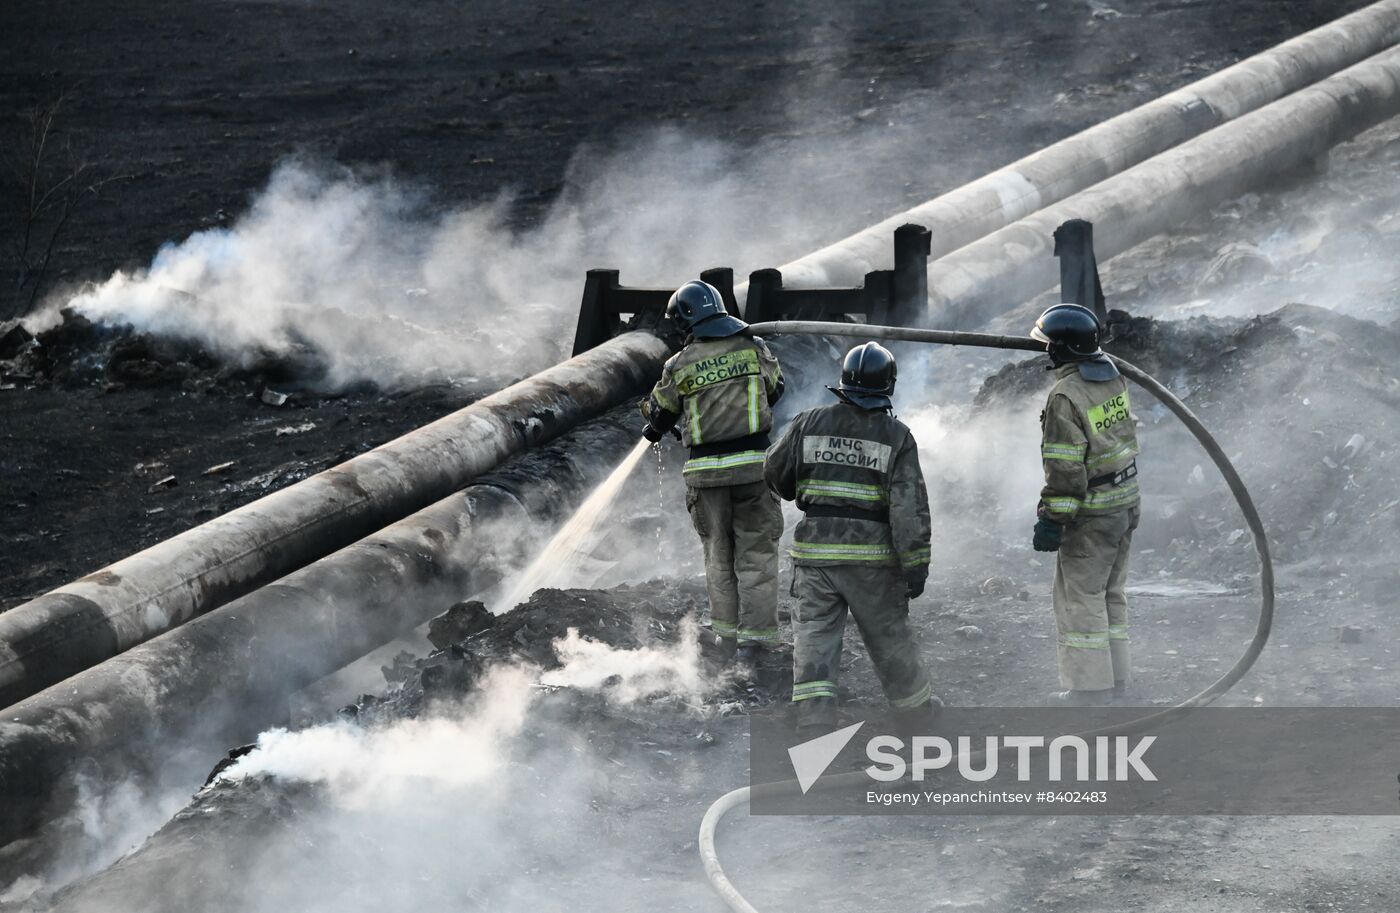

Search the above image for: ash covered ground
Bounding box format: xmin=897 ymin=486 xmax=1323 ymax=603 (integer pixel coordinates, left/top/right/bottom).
xmin=5 ymin=0 xmax=1400 ymax=911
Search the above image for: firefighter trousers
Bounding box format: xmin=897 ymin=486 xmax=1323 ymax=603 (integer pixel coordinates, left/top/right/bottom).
xmin=686 ymin=481 xmax=783 ymax=646
xmin=790 ymin=564 xmax=932 ymax=726
xmin=1053 ymin=507 xmax=1139 ymax=691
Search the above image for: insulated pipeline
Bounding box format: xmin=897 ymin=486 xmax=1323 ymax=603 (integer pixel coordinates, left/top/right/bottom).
xmin=759 ymin=0 xmax=1400 ymax=293
xmin=0 ymin=330 xmax=672 ymax=709
xmin=0 ymin=406 xmax=652 ymax=850
xmin=700 ymin=321 xmax=1274 ymax=913
xmin=924 ymin=43 xmax=1400 ymax=329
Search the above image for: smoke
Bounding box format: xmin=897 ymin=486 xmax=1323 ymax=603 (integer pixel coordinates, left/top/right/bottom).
xmin=224 ymin=664 xmax=538 ymax=804
xmin=162 ymin=623 xmax=716 ymax=913
xmin=541 ymin=618 xmax=707 ymax=705
xmin=35 ymin=121 xmax=953 ymax=392
xmin=228 ymin=621 xmax=708 ymax=793
xmin=18 ymin=620 xmax=717 ymax=912
xmin=900 ymin=397 xmax=1045 ymax=560
xmin=44 ymin=160 xmax=568 ymax=391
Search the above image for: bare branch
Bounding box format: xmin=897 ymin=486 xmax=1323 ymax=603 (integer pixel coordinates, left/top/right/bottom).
xmin=4 ymin=90 xmax=108 ymax=320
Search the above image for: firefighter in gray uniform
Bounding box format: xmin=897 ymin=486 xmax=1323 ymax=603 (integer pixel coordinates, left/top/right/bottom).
xmin=1030 ymin=304 xmax=1141 ymax=702
xmin=765 ymin=342 xmax=937 ymax=735
xmin=641 ymin=280 xmax=786 ymax=669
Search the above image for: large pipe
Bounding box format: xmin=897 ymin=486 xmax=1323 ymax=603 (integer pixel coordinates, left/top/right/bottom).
xmin=0 ymin=408 xmax=644 ymax=852
xmin=763 ymin=0 xmax=1400 ymax=291
xmin=0 ymin=331 xmax=671 ymax=709
xmin=923 ymin=45 xmax=1400 ymax=328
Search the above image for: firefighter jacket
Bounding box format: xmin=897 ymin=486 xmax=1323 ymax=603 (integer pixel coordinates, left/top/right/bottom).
xmin=765 ymin=401 xmax=931 ymax=572
xmin=642 ymin=333 xmax=784 ymax=488
xmin=1039 ymin=361 xmax=1141 ymax=523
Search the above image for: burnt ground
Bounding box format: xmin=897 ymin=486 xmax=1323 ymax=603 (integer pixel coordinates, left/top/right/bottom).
xmin=0 ymin=0 xmax=1365 ymax=293
xmin=0 ymin=0 xmax=1371 ymax=609
xmin=5 ymin=0 xmax=1400 ymax=910
xmin=0 ymin=369 xmax=488 ymax=610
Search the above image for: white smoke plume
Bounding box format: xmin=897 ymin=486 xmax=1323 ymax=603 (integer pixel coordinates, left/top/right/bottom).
xmin=152 ymin=623 xmax=719 ymax=913
xmin=901 ymin=398 xmax=1045 ymax=551
xmin=541 ymin=618 xmax=708 ymax=705
xmin=223 ymin=664 xmax=538 ymax=804
xmin=37 ymin=125 xmax=938 ymax=391
xmin=222 ymin=620 xmax=710 ymax=800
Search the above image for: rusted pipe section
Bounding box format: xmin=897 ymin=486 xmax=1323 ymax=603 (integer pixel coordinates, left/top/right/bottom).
xmin=762 ymin=0 xmax=1400 ymax=293
xmin=924 ymin=45 xmax=1400 ymax=328
xmin=0 ymin=331 xmax=672 ymax=709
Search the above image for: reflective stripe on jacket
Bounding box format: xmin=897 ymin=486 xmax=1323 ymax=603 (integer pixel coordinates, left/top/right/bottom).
xmin=1040 ymin=363 xmax=1141 ymax=522
xmin=765 ymin=401 xmax=931 ymax=570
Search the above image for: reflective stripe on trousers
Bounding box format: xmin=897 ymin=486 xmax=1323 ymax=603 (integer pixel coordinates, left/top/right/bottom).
xmin=792 ymin=680 xmax=837 ymax=701
xmin=791 ymin=565 xmax=932 ymax=712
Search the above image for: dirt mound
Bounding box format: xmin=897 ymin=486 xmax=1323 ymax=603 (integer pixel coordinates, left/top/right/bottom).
xmin=351 ymin=581 xmax=701 ymax=722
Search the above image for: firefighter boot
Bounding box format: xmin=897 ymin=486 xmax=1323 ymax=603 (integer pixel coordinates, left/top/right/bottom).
xmin=892 ymin=695 xmax=944 ymax=741
xmin=794 ymin=696 xmax=838 ymax=741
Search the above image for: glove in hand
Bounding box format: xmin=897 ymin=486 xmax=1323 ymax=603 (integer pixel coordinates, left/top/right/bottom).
xmin=1033 ymin=517 xmax=1063 ymax=552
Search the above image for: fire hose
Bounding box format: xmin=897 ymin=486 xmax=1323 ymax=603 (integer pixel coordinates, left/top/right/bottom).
xmin=698 ymin=321 xmax=1275 ymax=913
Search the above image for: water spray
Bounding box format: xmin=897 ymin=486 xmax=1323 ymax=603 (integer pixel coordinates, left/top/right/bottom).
xmin=698 ymin=321 xmax=1275 ymax=913
xmin=493 ymin=437 xmax=655 ymax=614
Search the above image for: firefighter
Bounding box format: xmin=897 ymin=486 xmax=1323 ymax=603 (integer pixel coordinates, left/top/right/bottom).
xmin=765 ymin=342 xmax=937 ymax=736
xmin=641 ymin=280 xmax=786 ymax=670
xmin=1030 ymin=303 xmax=1140 ymax=703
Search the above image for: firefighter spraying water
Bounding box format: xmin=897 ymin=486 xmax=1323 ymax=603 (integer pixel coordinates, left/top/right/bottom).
xmin=498 ymin=279 xmax=790 ymax=636
xmin=640 ymin=280 xmax=787 ymax=674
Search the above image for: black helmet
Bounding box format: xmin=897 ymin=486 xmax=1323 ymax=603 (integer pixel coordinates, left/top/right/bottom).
xmin=666 ymin=280 xmax=746 ymax=339
xmin=828 ymin=341 xmax=897 ymax=410
xmin=1031 ymin=303 xmax=1102 ymax=363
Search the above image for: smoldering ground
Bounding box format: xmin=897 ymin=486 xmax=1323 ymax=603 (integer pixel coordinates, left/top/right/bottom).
xmin=9 ymin=0 xmax=1353 ymax=329
xmin=26 ymin=0 xmax=1387 ymax=397
xmin=27 ymin=117 xmax=967 ymax=392
xmin=33 ymin=589 xmax=763 ymax=913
